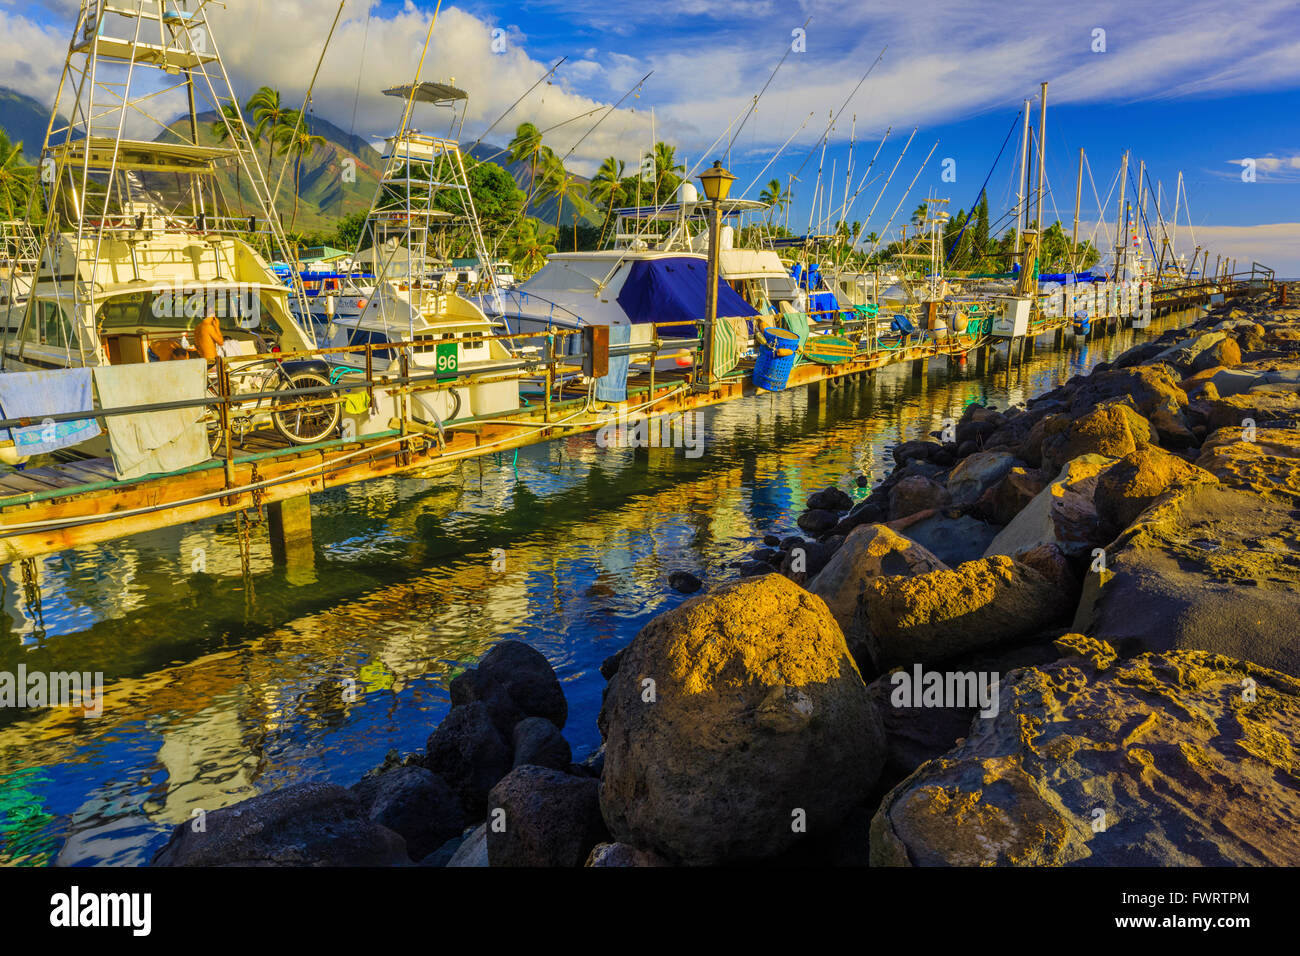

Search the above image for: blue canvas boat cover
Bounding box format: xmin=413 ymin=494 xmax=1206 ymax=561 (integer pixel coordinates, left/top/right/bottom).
xmin=616 ymin=258 xmax=757 ymax=337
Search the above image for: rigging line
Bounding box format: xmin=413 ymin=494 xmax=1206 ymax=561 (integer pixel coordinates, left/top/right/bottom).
xmin=737 ymin=110 xmax=816 ymax=198
xmin=556 ymin=71 xmax=653 ymax=167
xmin=466 ymin=56 xmax=568 ymax=158
xmin=348 ymin=0 xmax=374 ymax=141
xmin=486 ymin=74 xmax=652 ymax=261
xmin=271 ymin=0 xmax=347 ymax=212
xmin=945 ymin=112 xmax=1019 ymax=264
xmin=726 ymin=15 xmax=812 ymax=157
xmin=866 ymin=140 xmax=938 ymax=260
xmin=788 ymin=46 xmax=887 ymax=186
xmin=850 ymin=127 xmax=916 ymax=251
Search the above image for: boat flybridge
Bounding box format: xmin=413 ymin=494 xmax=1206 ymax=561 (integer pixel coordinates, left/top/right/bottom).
xmin=315 ymin=81 xmax=521 ymax=427
xmin=484 ymin=184 xmax=787 ymax=373
xmin=0 ymin=0 xmax=340 ymax=466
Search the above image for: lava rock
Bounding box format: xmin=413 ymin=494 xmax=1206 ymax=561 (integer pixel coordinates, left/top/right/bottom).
xmin=667 ymin=570 xmax=702 ymax=594
xmin=425 ymin=701 xmax=514 ymax=817
xmin=511 ymin=717 xmax=572 ymax=771
xmin=151 ymin=783 xmax=409 ymax=867
xmin=350 ymin=765 xmax=464 ymax=861
xmin=598 ymin=575 xmax=886 ymax=865
xmin=487 ymin=766 xmax=608 ymax=867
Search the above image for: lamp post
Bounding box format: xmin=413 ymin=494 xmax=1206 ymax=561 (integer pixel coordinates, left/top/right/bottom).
xmin=697 ymin=160 xmax=735 ymax=390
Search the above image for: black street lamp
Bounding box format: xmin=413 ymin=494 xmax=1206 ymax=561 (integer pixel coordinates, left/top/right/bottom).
xmin=697 ymin=160 xmax=735 ymax=390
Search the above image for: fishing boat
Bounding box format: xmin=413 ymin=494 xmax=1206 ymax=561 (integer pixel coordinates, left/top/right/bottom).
xmin=315 ymin=81 xmax=522 ymax=429
xmin=0 ymin=0 xmax=336 ymax=467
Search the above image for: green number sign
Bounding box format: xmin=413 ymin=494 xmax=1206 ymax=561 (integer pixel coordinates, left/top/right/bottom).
xmin=435 ymin=341 xmax=459 ymax=379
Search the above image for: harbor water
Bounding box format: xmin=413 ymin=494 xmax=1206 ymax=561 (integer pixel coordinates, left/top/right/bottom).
xmin=0 ymin=314 xmax=1197 ymax=865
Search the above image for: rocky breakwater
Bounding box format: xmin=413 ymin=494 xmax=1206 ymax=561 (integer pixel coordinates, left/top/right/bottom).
xmin=739 ymin=285 xmax=1300 ymax=864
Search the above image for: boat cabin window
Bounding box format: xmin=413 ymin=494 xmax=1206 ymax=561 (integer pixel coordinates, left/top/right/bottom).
xmin=24 ymin=300 xmax=77 ymax=349
xmin=94 ymin=289 xmax=284 ymax=339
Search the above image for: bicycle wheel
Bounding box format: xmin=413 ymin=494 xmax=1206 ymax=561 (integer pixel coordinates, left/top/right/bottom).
xmin=204 ymin=382 xmax=227 ymax=457
xmin=272 ymin=370 xmax=340 ymax=445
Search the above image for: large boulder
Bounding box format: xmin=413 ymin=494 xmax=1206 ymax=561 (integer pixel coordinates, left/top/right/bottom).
xmin=895 ymin=511 xmax=1000 ymax=566
xmin=864 ymin=640 xmax=1064 ymax=788
xmin=853 ymin=555 xmax=1071 ymax=671
xmin=151 ymin=783 xmax=410 ymax=866
xmin=511 ymin=717 xmax=572 ymax=771
xmin=598 ymin=575 xmax=885 ymax=865
xmin=486 ymin=765 xmax=608 ymax=867
xmin=446 ymin=823 xmax=489 ymax=867
xmin=807 ymin=524 xmax=948 ymax=637
xmin=807 ymin=486 xmax=854 ymax=512
xmin=871 ymin=642 xmax=1300 ymax=865
xmin=1039 ymin=402 xmax=1154 ymax=473
xmin=1074 ymin=478 xmax=1300 ymax=677
xmin=1191 ymin=336 xmax=1241 ymax=372
xmin=426 ymin=701 xmax=514 ymax=816
xmin=451 ymin=640 xmax=568 ymax=731
xmin=351 ymin=766 xmax=464 ymax=861
xmin=888 ymin=475 xmax=951 ymax=520
xmin=1094 ymin=445 xmax=1218 ymax=538
xmin=984 ymin=454 xmax=1114 ymax=560
xmin=972 ymin=467 xmax=1047 ymax=525
xmin=946 ymin=451 xmax=1019 ymax=507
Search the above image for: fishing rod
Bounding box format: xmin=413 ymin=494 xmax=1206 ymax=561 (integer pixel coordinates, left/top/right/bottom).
xmin=851 ymin=127 xmax=915 ymax=251
xmin=866 ymin=140 xmax=939 ymax=260
xmin=466 ymin=56 xmax=568 ymax=158
xmin=837 ymin=128 xmax=892 ymax=222
xmin=737 ymin=111 xmax=816 ymax=199
xmin=487 ymin=72 xmax=653 ymax=261
xmin=557 ymin=71 xmax=653 ymax=167
xmin=787 ymin=47 xmax=886 ymax=187
xmin=726 ymin=15 xmax=813 ymax=161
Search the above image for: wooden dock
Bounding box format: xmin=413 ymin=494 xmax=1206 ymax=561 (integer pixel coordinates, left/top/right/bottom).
xmin=0 ymin=275 xmax=1262 ymax=565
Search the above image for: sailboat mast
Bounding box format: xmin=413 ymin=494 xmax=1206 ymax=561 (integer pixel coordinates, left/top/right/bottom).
xmin=1015 ymin=99 xmax=1030 ymax=253
xmin=1033 ymin=81 xmax=1047 ymax=237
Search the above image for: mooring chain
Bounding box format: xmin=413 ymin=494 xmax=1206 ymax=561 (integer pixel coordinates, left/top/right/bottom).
xmin=20 ymin=557 xmax=45 ymax=635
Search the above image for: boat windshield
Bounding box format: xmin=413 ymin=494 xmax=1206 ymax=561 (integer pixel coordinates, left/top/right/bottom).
xmin=94 ymin=288 xmax=286 ymax=338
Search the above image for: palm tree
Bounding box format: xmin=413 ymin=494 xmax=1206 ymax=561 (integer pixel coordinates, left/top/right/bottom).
xmin=0 ymin=129 xmax=35 ymax=220
xmin=539 ymin=156 xmax=591 ymax=251
xmin=589 ymin=156 xmax=625 ymax=244
xmin=508 ymin=122 xmax=556 ymax=210
xmin=507 ymin=218 xmax=556 ymax=277
xmin=209 ymin=102 xmax=247 ymax=214
xmin=758 ymin=178 xmax=790 ymax=223
xmin=245 ymin=87 xmax=290 ymax=177
xmin=274 ymin=110 xmax=326 ymax=232
xmin=911 ymin=202 xmax=928 ymax=227
xmin=651 ymin=141 xmax=684 ymax=203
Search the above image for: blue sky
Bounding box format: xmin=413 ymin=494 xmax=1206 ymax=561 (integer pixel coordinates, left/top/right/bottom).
xmin=3 ymin=0 xmax=1299 ymax=271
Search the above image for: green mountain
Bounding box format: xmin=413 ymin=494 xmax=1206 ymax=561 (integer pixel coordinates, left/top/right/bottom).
xmin=0 ymin=83 xmax=597 ymax=234
xmin=0 ymin=87 xmax=61 ymax=160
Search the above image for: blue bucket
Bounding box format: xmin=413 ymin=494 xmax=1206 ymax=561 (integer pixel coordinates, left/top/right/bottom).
xmin=753 ymin=327 xmax=799 ymax=391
